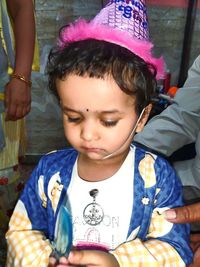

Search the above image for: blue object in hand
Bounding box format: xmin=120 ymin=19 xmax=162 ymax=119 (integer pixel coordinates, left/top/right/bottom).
xmin=53 ymin=205 xmax=73 ymax=257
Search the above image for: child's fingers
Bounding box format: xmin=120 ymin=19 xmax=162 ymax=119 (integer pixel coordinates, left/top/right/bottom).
xmin=48 ymin=256 xmax=69 ymax=266
xmin=48 ymin=256 xmax=57 ymax=266
xmin=59 ymin=256 xmax=69 ymax=264
xmin=68 ymin=250 xmax=117 ymax=266
xmin=68 ymin=250 xmax=97 ymax=265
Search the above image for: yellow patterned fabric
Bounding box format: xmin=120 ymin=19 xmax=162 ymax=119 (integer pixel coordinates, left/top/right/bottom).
xmin=147 ymin=208 xmax=173 ymax=238
xmin=0 ymin=113 xmax=26 ymax=169
xmin=6 ymin=230 xmax=52 ymax=266
xmin=112 ymin=238 xmax=185 ymax=267
xmin=138 ymin=154 xmax=156 ymax=188
xmin=6 ymin=202 xmax=52 ymax=267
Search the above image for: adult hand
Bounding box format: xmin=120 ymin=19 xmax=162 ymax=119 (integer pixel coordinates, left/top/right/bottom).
xmin=164 ymin=203 xmax=200 ymax=223
xmin=5 ymin=79 xmax=31 ymax=121
xmin=165 ymin=203 xmax=200 ymax=267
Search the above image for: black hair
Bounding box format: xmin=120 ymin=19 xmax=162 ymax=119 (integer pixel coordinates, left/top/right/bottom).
xmin=47 ymin=35 xmax=157 ymax=114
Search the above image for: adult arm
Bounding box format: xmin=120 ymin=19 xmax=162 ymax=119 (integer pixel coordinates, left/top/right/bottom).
xmin=134 ymin=55 xmax=200 ymax=157
xmin=5 ymin=0 xmax=35 ymax=120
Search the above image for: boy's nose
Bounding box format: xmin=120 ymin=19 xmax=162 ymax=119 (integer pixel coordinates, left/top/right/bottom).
xmin=80 ymin=122 xmax=99 ymax=141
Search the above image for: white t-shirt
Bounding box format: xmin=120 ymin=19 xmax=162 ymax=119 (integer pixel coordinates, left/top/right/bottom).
xmin=67 ymin=147 xmax=135 ymax=250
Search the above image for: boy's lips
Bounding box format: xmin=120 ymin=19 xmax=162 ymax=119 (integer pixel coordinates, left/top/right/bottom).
xmin=81 ymin=146 xmax=104 ymax=153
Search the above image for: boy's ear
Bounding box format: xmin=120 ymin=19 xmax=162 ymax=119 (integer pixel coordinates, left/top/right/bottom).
xmin=136 ymin=104 xmax=152 ymax=133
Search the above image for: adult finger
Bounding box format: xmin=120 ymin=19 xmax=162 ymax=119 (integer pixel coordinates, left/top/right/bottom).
xmin=164 ymin=203 xmax=200 ymax=223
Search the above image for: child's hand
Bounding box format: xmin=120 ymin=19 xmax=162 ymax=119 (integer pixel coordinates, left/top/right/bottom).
xmin=48 ymin=250 xmax=120 ymax=267
xmin=67 ymin=250 xmax=120 ymax=267
xmin=48 ymin=256 xmax=69 ymax=267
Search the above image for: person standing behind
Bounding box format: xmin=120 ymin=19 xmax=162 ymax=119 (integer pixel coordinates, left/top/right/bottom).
xmin=134 ymin=54 xmax=200 ymax=267
xmin=134 ymin=54 xmax=200 ymax=159
xmin=0 ymin=0 xmax=39 ymax=264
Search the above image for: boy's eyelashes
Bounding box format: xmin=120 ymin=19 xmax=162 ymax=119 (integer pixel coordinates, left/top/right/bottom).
xmin=67 ymin=117 xmax=81 ymax=123
xmin=102 ymin=120 xmax=118 ymax=127
xmin=66 ymin=116 xmax=118 ymax=127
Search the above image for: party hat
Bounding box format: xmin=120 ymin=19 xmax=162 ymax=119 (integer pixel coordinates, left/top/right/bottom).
xmin=93 ymin=0 xmax=149 ymax=40
xmin=59 ymin=0 xmax=165 ymax=79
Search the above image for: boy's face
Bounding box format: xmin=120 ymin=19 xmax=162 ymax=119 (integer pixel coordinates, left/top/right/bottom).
xmin=57 ymin=74 xmax=150 ymax=161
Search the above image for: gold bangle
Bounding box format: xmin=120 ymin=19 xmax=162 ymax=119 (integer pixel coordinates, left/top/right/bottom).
xmin=11 ymin=73 xmax=32 ymax=87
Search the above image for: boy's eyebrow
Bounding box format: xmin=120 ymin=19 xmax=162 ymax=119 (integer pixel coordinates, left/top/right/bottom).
xmin=62 ymin=106 xmax=79 ymax=113
xmin=101 ymin=110 xmax=123 ymax=115
xmin=62 ymin=106 xmax=123 ymax=114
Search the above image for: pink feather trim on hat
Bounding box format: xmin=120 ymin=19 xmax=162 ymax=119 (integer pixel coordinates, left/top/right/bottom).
xmin=59 ymin=19 xmax=165 ymax=80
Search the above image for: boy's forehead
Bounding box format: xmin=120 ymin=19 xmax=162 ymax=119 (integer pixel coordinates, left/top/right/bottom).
xmin=57 ymin=74 xmax=136 ymax=112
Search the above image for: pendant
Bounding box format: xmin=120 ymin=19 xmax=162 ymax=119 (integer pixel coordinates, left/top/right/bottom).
xmin=83 ymin=189 xmax=104 ymax=226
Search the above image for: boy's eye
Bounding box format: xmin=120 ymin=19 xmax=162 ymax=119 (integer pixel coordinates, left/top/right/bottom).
xmin=102 ymin=120 xmax=118 ymax=127
xmin=67 ymin=117 xmax=82 ymax=123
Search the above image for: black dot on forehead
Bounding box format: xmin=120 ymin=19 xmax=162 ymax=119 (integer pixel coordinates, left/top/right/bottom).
xmin=86 ymin=108 xmax=89 ymax=112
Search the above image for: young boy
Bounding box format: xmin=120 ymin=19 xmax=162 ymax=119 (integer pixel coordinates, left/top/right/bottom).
xmin=6 ymin=1 xmax=193 ymax=266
